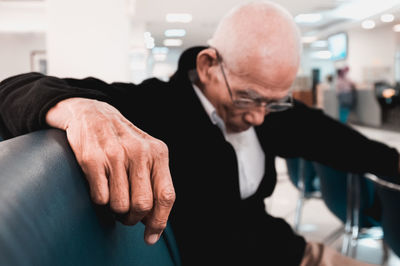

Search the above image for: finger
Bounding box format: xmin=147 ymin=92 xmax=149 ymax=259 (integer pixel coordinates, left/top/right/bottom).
xmin=81 ymin=158 xmax=110 ymax=206
xmin=121 ymin=158 xmax=154 ymax=226
xmin=107 ymin=156 xmax=130 ymax=214
xmin=144 ymin=154 xmax=175 ymax=245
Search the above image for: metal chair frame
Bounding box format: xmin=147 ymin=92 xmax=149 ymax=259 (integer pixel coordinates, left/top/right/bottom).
xmin=293 ymin=158 xmax=321 ymax=233
xmin=295 ymin=161 xmax=386 ymax=261
xmin=335 ymin=173 xmax=387 ymax=262
xmin=363 ymin=173 xmax=400 ymax=265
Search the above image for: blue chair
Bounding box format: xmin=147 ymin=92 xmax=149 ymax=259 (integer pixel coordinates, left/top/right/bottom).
xmin=312 ymin=162 xmax=383 ymax=259
xmin=365 ymin=173 xmax=400 ymax=263
xmin=285 ymin=158 xmax=321 ymax=232
xmin=0 ymin=129 xmax=181 ymax=266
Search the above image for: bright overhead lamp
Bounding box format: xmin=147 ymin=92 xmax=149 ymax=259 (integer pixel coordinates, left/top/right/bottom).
xmin=166 ymin=13 xmax=192 ymax=23
xmin=163 ymin=39 xmax=183 ymax=47
xmin=331 ymin=0 xmax=399 ymax=21
xmin=311 ymin=40 xmax=328 ymax=48
xmin=311 ymin=51 xmax=332 ymax=60
xmin=164 ymin=29 xmax=186 ymax=37
xmin=381 ymin=13 xmax=395 ymax=23
xmin=361 ymin=19 xmax=375 ymax=29
xmin=393 ymin=24 xmax=400 ymax=32
xmin=295 ymin=13 xmax=322 ymax=24
xmin=301 ymin=36 xmax=318 ymax=43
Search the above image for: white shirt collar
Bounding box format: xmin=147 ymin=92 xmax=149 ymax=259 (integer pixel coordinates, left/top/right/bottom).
xmin=192 ymin=83 xmax=226 ymax=132
xmin=192 ymin=83 xmax=265 ymax=199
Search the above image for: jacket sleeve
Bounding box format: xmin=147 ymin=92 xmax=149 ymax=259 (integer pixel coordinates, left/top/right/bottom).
xmin=0 ymin=72 xmax=135 ymax=139
xmin=264 ymin=101 xmax=400 ymax=180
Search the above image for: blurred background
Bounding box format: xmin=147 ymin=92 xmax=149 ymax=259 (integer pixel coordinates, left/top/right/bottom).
xmin=1 ymin=0 xmax=400 ymax=128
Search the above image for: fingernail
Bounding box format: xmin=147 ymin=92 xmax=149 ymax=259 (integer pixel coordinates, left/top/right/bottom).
xmin=147 ymin=233 xmax=159 ymax=245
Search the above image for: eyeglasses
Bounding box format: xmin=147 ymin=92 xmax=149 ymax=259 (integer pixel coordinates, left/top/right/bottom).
xmin=214 ymin=48 xmax=293 ymax=113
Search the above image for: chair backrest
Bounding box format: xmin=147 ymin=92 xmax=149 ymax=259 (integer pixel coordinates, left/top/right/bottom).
xmin=0 ymin=129 xmax=181 ymax=266
xmin=365 ymin=173 xmax=400 ymax=257
xmin=285 ymin=157 xmax=319 ymax=193
xmin=312 ymin=162 xmax=378 ymax=228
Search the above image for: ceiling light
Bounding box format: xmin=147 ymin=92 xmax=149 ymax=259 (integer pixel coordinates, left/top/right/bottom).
xmin=381 ymin=13 xmax=394 ymax=23
xmin=164 ymin=29 xmax=186 ymax=37
xmin=361 ymin=19 xmax=375 ymax=29
xmin=166 ymin=13 xmax=192 ymax=23
xmin=393 ymin=24 xmax=400 ymax=32
xmin=331 ymin=0 xmax=399 ymax=21
xmin=163 ymin=39 xmax=183 ymax=47
xmin=301 ymin=36 xmax=318 ymax=43
xmin=295 ymin=13 xmax=322 ymax=24
xmin=311 ymin=51 xmax=332 ymax=60
xmin=311 ymin=40 xmax=328 ymax=48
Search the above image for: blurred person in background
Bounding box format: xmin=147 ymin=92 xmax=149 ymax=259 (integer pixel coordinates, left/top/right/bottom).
xmin=336 ymin=66 xmax=356 ymax=123
xmin=0 ymin=1 xmax=398 ymax=266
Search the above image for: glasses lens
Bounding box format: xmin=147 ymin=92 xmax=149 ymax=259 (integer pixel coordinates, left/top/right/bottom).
xmin=266 ymin=95 xmax=293 ymax=112
xmin=267 ymin=103 xmax=292 ymax=112
xmin=233 ymin=98 xmax=255 ymax=108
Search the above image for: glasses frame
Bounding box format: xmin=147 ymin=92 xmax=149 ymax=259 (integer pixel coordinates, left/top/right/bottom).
xmin=213 ymin=48 xmax=293 ymax=113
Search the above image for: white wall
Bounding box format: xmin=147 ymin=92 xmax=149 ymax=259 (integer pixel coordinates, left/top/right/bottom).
xmin=346 ymin=25 xmax=398 ymax=86
xmin=0 ymin=33 xmax=46 ymax=82
xmin=46 ymin=0 xmax=132 ymax=83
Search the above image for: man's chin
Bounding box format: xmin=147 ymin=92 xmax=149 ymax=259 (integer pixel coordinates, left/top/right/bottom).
xmin=227 ymin=125 xmax=250 ymax=133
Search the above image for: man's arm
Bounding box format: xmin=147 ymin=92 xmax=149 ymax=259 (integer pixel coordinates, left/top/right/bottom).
xmin=0 ymin=73 xmax=109 ymax=138
xmin=265 ymin=101 xmax=400 ymax=180
xmin=0 ymin=73 xmax=175 ymax=245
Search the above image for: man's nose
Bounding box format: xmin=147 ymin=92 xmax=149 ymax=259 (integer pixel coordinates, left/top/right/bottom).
xmin=243 ymin=108 xmax=266 ymax=126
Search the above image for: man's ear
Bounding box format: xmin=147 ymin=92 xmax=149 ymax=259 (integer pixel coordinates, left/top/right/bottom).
xmin=196 ymin=48 xmax=219 ymax=86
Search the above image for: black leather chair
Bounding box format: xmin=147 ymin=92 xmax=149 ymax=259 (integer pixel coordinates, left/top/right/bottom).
xmin=364 ymin=173 xmax=400 ymax=263
xmin=0 ymin=129 xmax=181 ymax=266
xmin=285 ymin=157 xmax=321 ymax=232
xmin=312 ymin=162 xmax=383 ymax=259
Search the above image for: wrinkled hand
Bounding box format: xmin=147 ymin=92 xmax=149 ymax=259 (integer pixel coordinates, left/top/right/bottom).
xmin=46 ymin=98 xmax=175 ymax=245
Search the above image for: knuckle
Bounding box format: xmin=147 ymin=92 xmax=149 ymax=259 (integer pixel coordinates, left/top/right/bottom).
xmin=156 ymin=188 xmax=176 ymax=207
xmin=131 ymin=197 xmax=153 ymax=213
xmin=149 ymin=217 xmax=167 ymax=231
xmin=79 ymin=151 xmax=104 ymax=169
xmin=79 ymin=152 xmax=95 ymax=166
xmin=151 ymin=139 xmax=169 ymax=158
xmin=128 ymin=141 xmax=150 ymax=159
xmin=104 ymin=145 xmax=123 ymax=161
xmin=110 ymin=200 xmax=130 ymax=214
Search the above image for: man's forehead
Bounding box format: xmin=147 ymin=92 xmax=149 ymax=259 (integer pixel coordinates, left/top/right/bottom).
xmin=233 ymin=82 xmax=291 ymax=101
xmin=227 ymin=68 xmax=293 ymax=97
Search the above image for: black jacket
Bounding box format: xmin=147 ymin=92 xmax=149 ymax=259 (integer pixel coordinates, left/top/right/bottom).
xmin=1 ymin=46 xmax=399 ymax=265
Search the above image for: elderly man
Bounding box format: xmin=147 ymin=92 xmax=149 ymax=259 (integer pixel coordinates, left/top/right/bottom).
xmin=0 ymin=1 xmax=398 ymax=265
